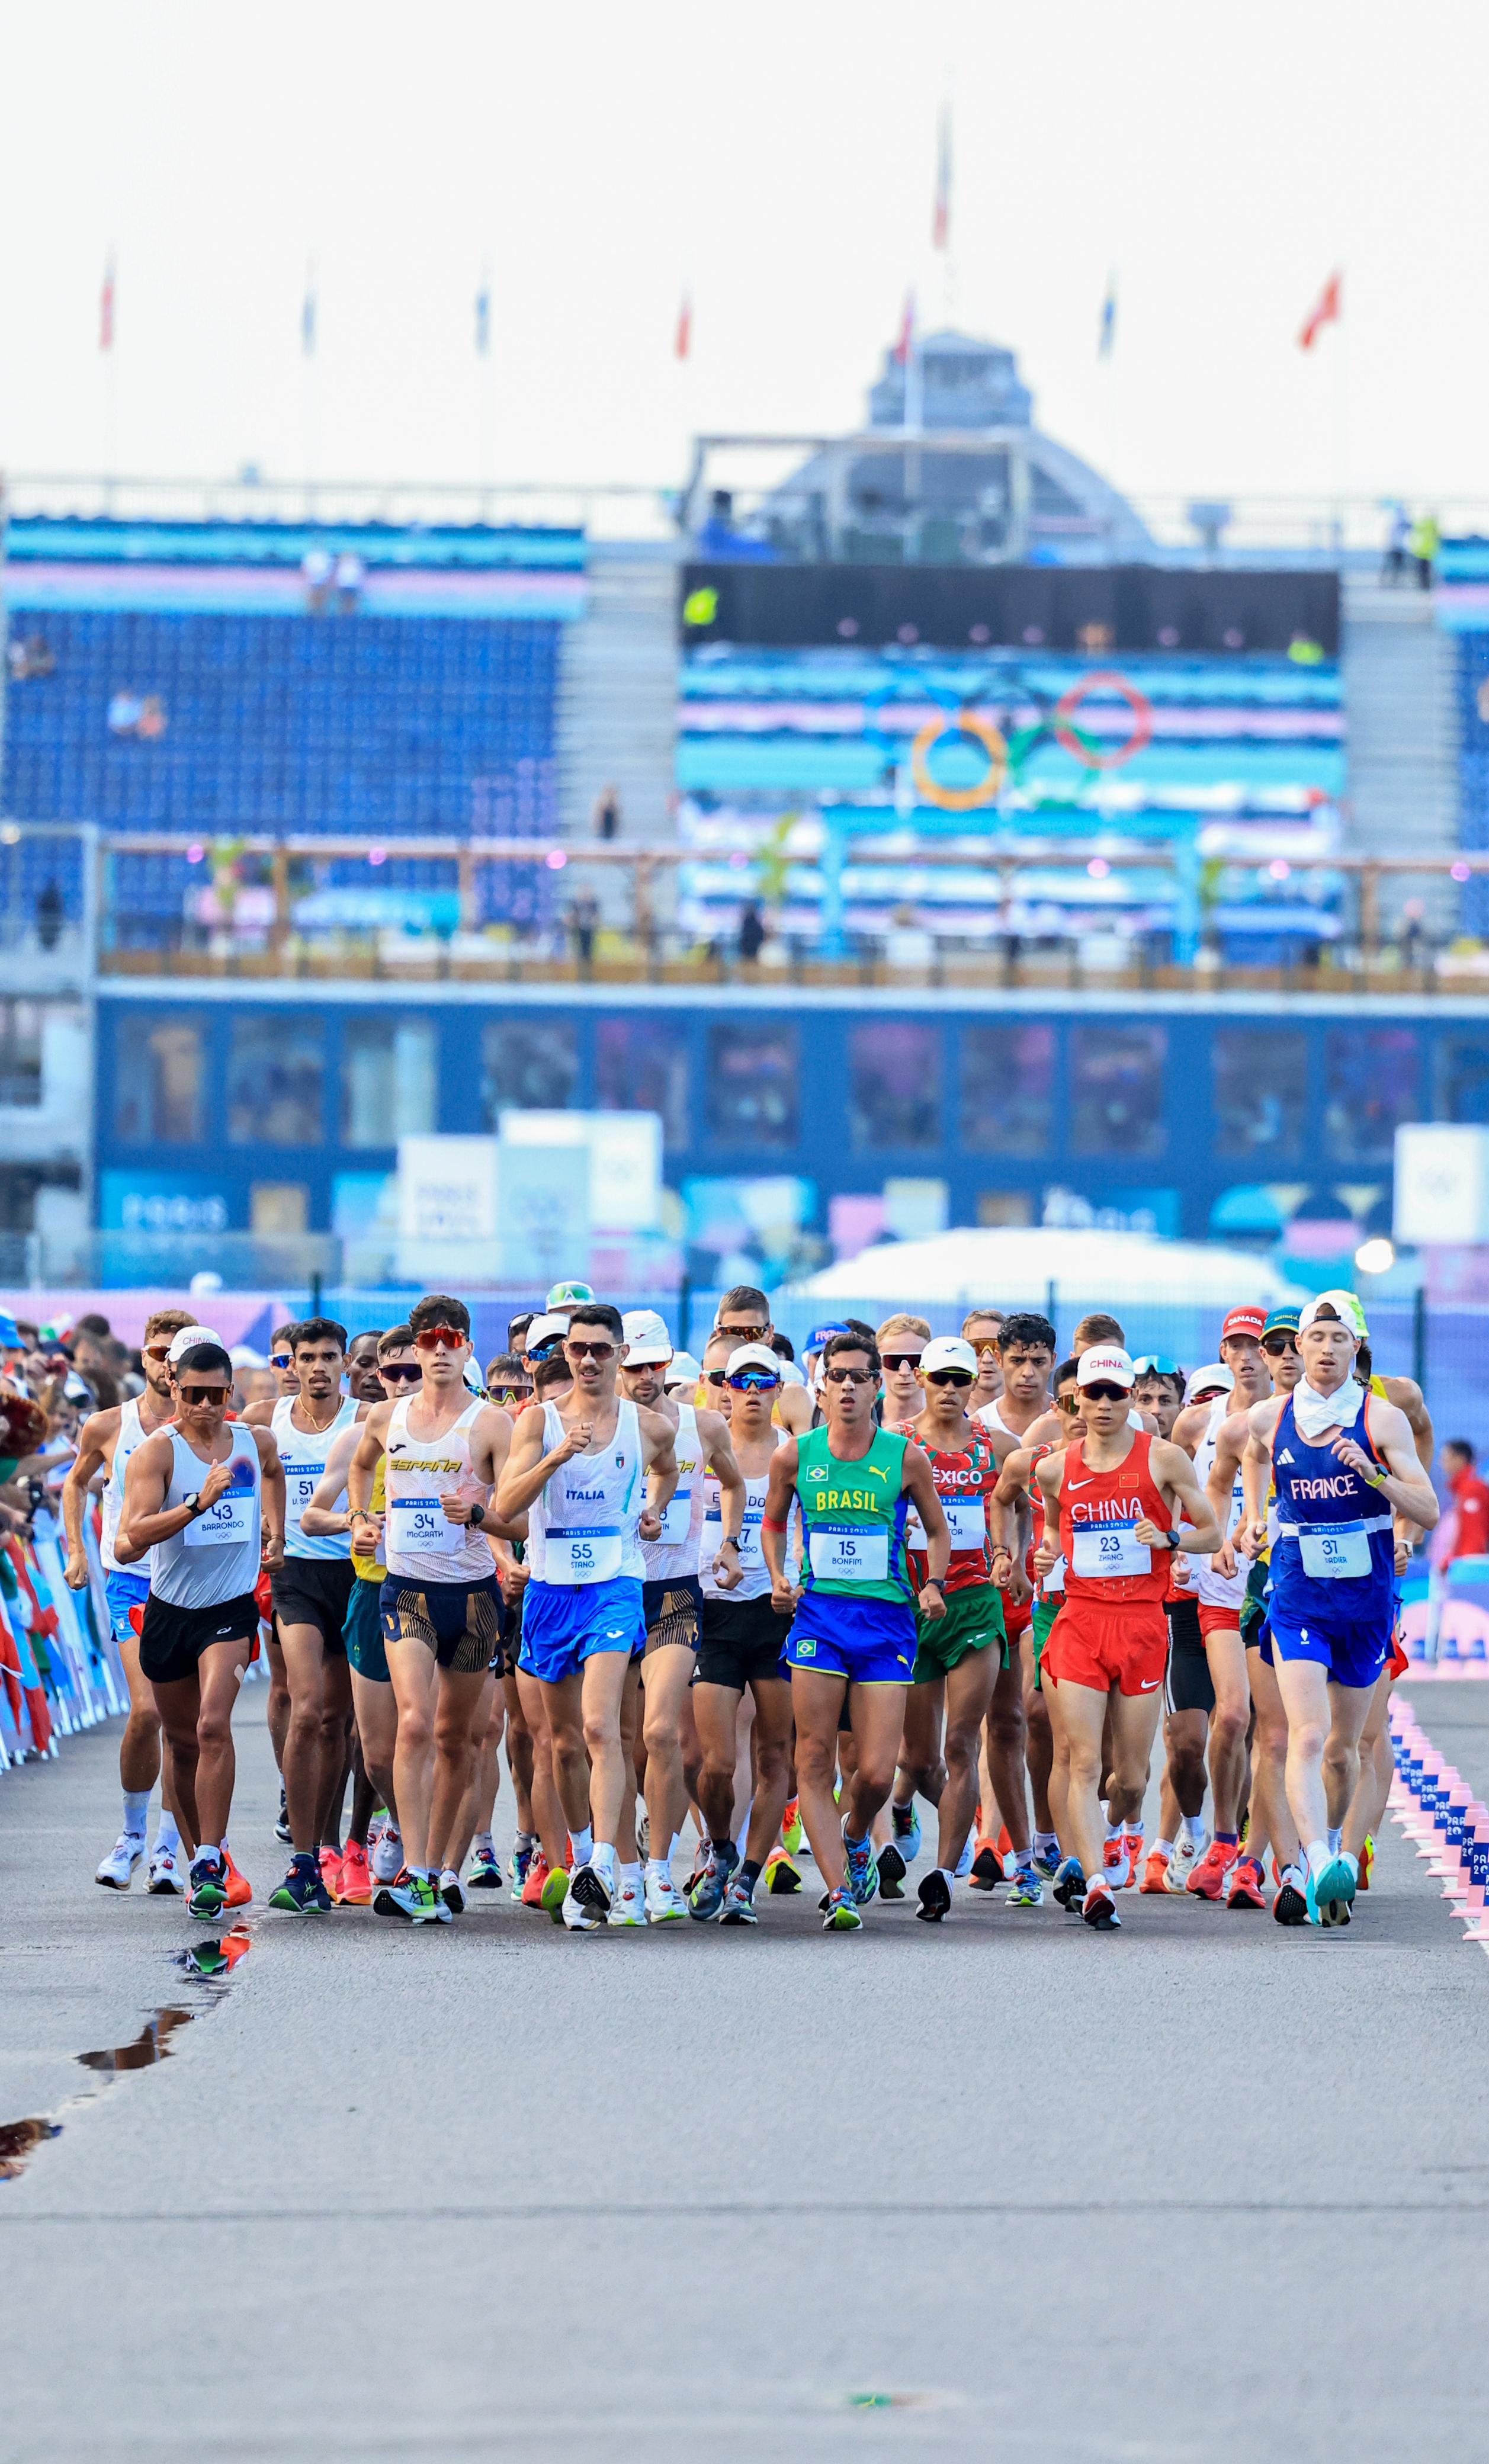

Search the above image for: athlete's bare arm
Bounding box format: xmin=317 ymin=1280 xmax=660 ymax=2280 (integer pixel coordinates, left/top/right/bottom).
xmin=251 ymin=1423 xmax=286 ymax=1565
xmin=300 ymin=1422 xmax=361 ymax=1540
xmin=1146 ymin=1438 xmax=1221 ymax=1556
xmin=775 ymin=1383 xmax=814 ymax=1436
xmin=240 ymin=1395 xmax=277 ymax=1429
xmin=990 ymin=1449 xmax=1035 ymax=1572
xmin=1032 ymin=1450 xmax=1066 ymax=1574
xmin=493 ymin=1403 xmax=596 ymax=1522
xmin=60 ymin=1403 xmax=121 ymax=1586
xmin=901 ymin=1442 xmax=951 ymax=1615
xmin=697 ymin=1409 xmax=746 ymax=1539
xmin=1169 ymin=1401 xmax=1209 ymax=1460
xmin=117 ymin=1427 xmax=239 ymax=1563
xmin=1379 ymin=1374 xmax=1436 ymax=1561
xmin=637 ymin=1405 xmax=679 ymax=1542
xmin=441 ymin=1403 xmax=525 ymax=1541
xmin=1238 ymin=1395 xmax=1286 ymax=1555
xmin=1204 ymin=1410 xmax=1251 ymax=1576
xmin=346 ymin=1398 xmax=395 ymax=1528
xmin=1334 ymin=1397 xmax=1440 ymax=1534
xmin=760 ymin=1436 xmax=802 ymax=1610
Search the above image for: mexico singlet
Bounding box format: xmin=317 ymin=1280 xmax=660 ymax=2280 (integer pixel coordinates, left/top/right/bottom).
xmin=101 ymin=1397 xmax=163 ymax=1576
xmin=702 ymin=1429 xmax=785 ymax=1603
xmin=149 ymin=1428 xmax=263 ymax=1609
xmin=1058 ymin=1430 xmax=1173 ymax=1609
xmin=527 ymin=1397 xmax=646 ymax=1587
xmin=901 ymin=1424 xmax=997 ymax=1592
xmin=1269 ymin=1390 xmax=1395 ymax=1632
xmin=383 ymin=1395 xmax=493 ymax=1585
xmin=272 ymin=1393 xmax=359 ymax=1562
xmin=795 ymin=1423 xmax=913 ymax=1603
xmin=642 ymin=1401 xmax=705 ymax=1581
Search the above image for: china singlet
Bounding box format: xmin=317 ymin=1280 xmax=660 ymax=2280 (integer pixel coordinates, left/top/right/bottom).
xmin=1173 ymin=1394 xmax=1248 ymax=1612
xmin=795 ymin=1423 xmax=913 ymax=1603
xmin=149 ymin=1429 xmax=263 ymax=1609
xmin=702 ymin=1430 xmax=784 ymax=1603
xmin=101 ymin=1398 xmax=165 ymax=1576
xmin=1058 ymin=1430 xmax=1173 ymax=1609
xmin=642 ymin=1401 xmax=705 ymax=1581
xmin=1268 ymin=1390 xmax=1395 ymax=1631
xmin=1031 ymin=1442 xmax=1066 ymax=1600
xmin=526 ymin=1397 xmax=646 ymax=1587
xmin=272 ymin=1393 xmax=359 ymax=1561
xmin=900 ymin=1425 xmax=997 ymax=1593
xmin=383 ymin=1395 xmax=493 ymax=1585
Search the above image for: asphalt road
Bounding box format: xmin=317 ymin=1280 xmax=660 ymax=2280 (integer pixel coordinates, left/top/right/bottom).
xmin=4 ymin=1676 xmax=1489 ymax=2464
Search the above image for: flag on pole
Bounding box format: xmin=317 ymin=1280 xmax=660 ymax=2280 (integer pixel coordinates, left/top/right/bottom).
xmin=99 ymin=254 xmax=115 ymax=352
xmin=301 ymin=258 xmax=318 ymax=358
xmin=1098 ymin=270 xmax=1118 ymax=359
xmin=675 ymin=288 xmax=692 ymax=361
xmin=892 ymin=289 xmax=916 ymax=366
xmin=1298 ymin=269 xmax=1342 ymax=351
xmin=932 ymin=100 xmax=951 ymax=251
xmin=475 ymin=267 xmax=490 ymax=357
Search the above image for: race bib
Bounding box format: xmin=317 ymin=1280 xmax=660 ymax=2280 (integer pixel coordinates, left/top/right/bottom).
xmin=184 ymin=1486 xmax=255 ymax=1548
xmin=1041 ymin=1551 xmax=1066 ymax=1597
xmin=658 ymin=1486 xmax=693 ymax=1545
xmin=280 ymin=1463 xmax=322 ymax=1523
xmin=547 ymin=1525 xmax=624 ymax=1584
xmin=809 ymin=1524 xmax=888 ymax=1584
xmin=1298 ymin=1522 xmax=1372 ymax=1580
xmin=1070 ymin=1519 xmax=1151 ymax=1580
xmin=944 ymin=1496 xmax=986 ymax=1551
xmin=706 ymin=1505 xmax=763 ymax=1563
xmin=389 ymin=1494 xmax=466 ymax=1558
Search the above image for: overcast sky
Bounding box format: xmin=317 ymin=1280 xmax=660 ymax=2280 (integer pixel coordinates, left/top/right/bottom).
xmin=1 ymin=1 xmax=1485 ymax=518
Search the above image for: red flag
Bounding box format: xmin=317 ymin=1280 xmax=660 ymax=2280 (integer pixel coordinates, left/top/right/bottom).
xmin=1298 ymin=270 xmax=1342 ymax=351
xmin=99 ymin=254 xmax=115 ymax=352
xmin=891 ymin=290 xmax=916 ymax=366
xmin=675 ymin=290 xmax=692 ymax=361
xmin=932 ymin=101 xmax=951 ymax=251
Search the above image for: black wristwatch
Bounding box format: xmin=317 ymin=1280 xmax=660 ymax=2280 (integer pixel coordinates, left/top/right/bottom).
xmin=923 ymin=1576 xmax=945 ymax=1595
xmin=1160 ymin=1529 xmax=1181 ymax=1551
xmin=722 ymin=1533 xmax=742 ymax=1551
xmin=182 ymin=1491 xmax=204 ymax=1519
xmin=470 ymin=1500 xmax=486 ymax=1528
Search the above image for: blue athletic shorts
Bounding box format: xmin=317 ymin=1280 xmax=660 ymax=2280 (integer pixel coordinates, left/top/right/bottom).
xmin=104 ymin=1568 xmax=150 ymax=1645
xmin=785 ymin=1590 xmax=916 ymax=1685
xmin=519 ymin=1574 xmax=646 ymax=1685
xmin=1267 ymin=1605 xmax=1389 ymax=1690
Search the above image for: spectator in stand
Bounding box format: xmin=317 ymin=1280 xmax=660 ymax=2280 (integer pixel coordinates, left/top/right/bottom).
xmin=567 ymin=889 xmax=599 ymax=969
xmin=70 ymin=1315 xmax=113 ymax=1383
xmin=1382 ymin=503 xmax=1410 ymax=586
xmin=334 ymin=550 xmax=365 ymax=612
xmin=737 ymin=900 xmax=766 ymax=964
xmin=1409 ymin=510 xmax=1440 ymax=592
xmin=301 ymin=547 xmax=333 ymax=613
xmin=593 ymin=785 xmax=622 ymax=841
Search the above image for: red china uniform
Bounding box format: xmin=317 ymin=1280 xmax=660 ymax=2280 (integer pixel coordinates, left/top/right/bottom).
xmin=1044 ymin=1430 xmax=1172 ymax=1696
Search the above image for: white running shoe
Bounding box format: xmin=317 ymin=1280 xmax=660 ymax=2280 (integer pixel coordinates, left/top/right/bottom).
xmin=1166 ymin=1832 xmax=1208 ymax=1894
xmin=371 ymin=1825 xmax=403 ymax=1884
xmin=608 ymin=1877 xmax=645 ymax=1926
xmin=953 ymin=1833 xmax=975 ymax=1881
xmin=645 ymin=1871 xmax=688 ymax=1924
xmin=146 ymin=1841 xmax=184 ymax=1895
xmin=96 ymin=1832 xmax=145 ymax=1890
xmin=561 ymin=1877 xmax=602 ymax=1931
xmin=439 ymin=1868 xmax=467 ymax=1915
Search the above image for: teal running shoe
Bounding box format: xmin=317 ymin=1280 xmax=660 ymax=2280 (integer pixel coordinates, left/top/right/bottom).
xmin=890 ymin=1802 xmax=922 ymax=1866
xmin=187 ymin=1853 xmax=228 ymax=1921
xmin=1305 ymin=1855 xmax=1356 ymax=1929
xmin=374 ymin=1872 xmax=440 ymax=1924
xmin=688 ymin=1841 xmax=736 ymax=1921
xmin=468 ymin=1844 xmax=503 ymax=1891
xmin=843 ymin=1832 xmax=880 ymax=1906
xmin=1005 ymin=1866 xmax=1044 ymax=1907
xmin=1052 ymin=1856 xmax=1086 ymax=1911
xmin=822 ymin=1886 xmax=862 ymax=1932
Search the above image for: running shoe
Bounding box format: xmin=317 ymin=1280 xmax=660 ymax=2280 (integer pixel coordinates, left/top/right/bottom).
xmin=608 ymin=1877 xmax=646 ymax=1927
xmin=269 ymin=1857 xmax=333 ymax=1916
xmin=561 ymin=1875 xmax=603 ymax=1931
xmin=953 ymin=1832 xmax=975 ymax=1881
xmin=1140 ymin=1849 xmax=1170 ymax=1895
xmin=336 ymin=1840 xmax=373 ymax=1905
xmin=1227 ymin=1855 xmax=1266 ymax=1911
xmin=1359 ymin=1836 xmax=1374 ymax=1891
xmin=1118 ymin=1833 xmax=1144 ymax=1889
xmin=1032 ymin=1840 xmax=1062 ymax=1881
xmin=147 ymin=1841 xmax=184 ymax=1895
xmin=1101 ymin=1837 xmax=1131 ymax=1891
xmin=1005 ymin=1865 xmax=1044 ymax=1908
xmin=439 ymin=1868 xmax=467 ymax=1915
xmin=1273 ymin=1866 xmax=1310 ymax=1926
xmin=1052 ymin=1856 xmax=1086 ymax=1911
xmin=636 ymin=1810 xmax=650 ymax=1860
xmin=1185 ymin=1838 xmax=1240 ymax=1901
xmin=720 ymin=1875 xmax=758 ymax=1926
xmin=968 ymin=1839 xmax=1002 ymax=1891
xmin=274 ymin=1787 xmax=292 ymax=1844
xmin=374 ymin=1872 xmax=441 ymax=1924
xmin=95 ymin=1832 xmax=145 ymax=1890
xmin=645 ymin=1870 xmax=688 ymax=1923
xmin=890 ymin=1802 xmax=922 ymax=1866
xmin=468 ymin=1844 xmax=503 ymax=1891
xmin=318 ymin=1847 xmax=344 ymax=1902
xmin=689 ymin=1843 xmax=737 ymax=1921
xmin=508 ymin=1838 xmax=535 ymax=1892
xmin=1164 ymin=1833 xmax=1207 ymax=1893
xmin=843 ymin=1832 xmax=880 ymax=1907
xmin=187 ymin=1852 xmax=229 ymax=1921
xmin=876 ymin=1843 xmax=907 ymax=1900
xmin=371 ymin=1825 xmax=403 ymax=1884
xmin=916 ymin=1869 xmax=952 ymax=1921
xmin=1305 ymin=1855 xmax=1356 ymax=1929
xmin=569 ymin=1860 xmax=614 ymax=1921
xmin=763 ymin=1846 xmax=802 ymax=1895
xmin=781 ymin=1797 xmax=804 ymax=1856
xmin=222 ymin=1851 xmax=252 ymax=1910
xmin=1082 ymin=1881 xmax=1121 ymax=1931
xmin=822 ymin=1886 xmax=862 ymax=1932
xmin=539 ymin=1860 xmax=571 ymax=1914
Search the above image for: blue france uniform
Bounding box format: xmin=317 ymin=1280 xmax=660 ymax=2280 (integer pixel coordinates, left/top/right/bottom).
xmin=1267 ymin=1391 xmax=1395 ymax=1688
xmin=519 ymin=1398 xmax=648 ymax=1682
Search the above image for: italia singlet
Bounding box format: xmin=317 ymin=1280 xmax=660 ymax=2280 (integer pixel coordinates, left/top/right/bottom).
xmin=526 ymin=1398 xmax=646 ymax=1587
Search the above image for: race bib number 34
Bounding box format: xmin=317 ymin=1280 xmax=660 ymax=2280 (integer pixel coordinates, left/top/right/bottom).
xmin=389 ymin=1495 xmax=464 ymax=1556
xmin=810 ymin=1525 xmax=888 ymax=1584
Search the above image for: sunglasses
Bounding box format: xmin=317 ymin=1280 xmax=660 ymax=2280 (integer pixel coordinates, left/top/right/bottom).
xmin=1131 ymin=1355 xmax=1179 ymax=1377
xmin=881 ymin=1352 xmax=925 ymax=1372
xmin=1262 ymin=1334 xmax=1299 ymax=1356
xmin=495 ymin=1381 xmax=534 ymax=1401
xmin=1080 ymin=1382 xmax=1131 ymax=1403
xmin=414 ymin=1326 xmax=467 ymax=1352
xmin=269 ymin=1353 xmax=294 ymax=1371
xmin=143 ymin=1342 xmax=173 ymax=1363
xmin=178 ymin=1384 xmax=230 ymax=1407
xmin=567 ymin=1339 xmax=616 ymax=1361
xmin=925 ymin=1368 xmax=974 ymax=1388
xmin=970 ymin=1342 xmax=1001 ymax=1360
xmin=1054 ymin=1393 xmax=1081 ymax=1413
xmin=380 ymin=1361 xmax=422 ymax=1384
xmin=728 ymin=1369 xmax=781 ymax=1391
xmin=824 ymin=1366 xmax=875 ymax=1385
xmin=717 ymin=1323 xmax=769 ymax=1345
xmin=703 ymin=1368 xmax=730 ymax=1386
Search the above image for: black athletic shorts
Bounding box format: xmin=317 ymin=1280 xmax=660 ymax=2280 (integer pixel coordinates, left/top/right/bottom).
xmin=271 ymin=1557 xmax=356 ymax=1654
xmin=1164 ymin=1594 xmax=1216 ymax=1717
xmin=140 ymin=1589 xmax=259 ymax=1685
xmin=381 ymin=1574 xmax=503 ymax=1674
xmin=642 ymin=1574 xmax=703 ymax=1658
xmin=695 ymin=1592 xmax=791 ymax=1693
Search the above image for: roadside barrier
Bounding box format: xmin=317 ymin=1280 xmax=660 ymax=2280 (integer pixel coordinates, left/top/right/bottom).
xmin=0 ymin=1507 xmax=126 ymax=1772
xmin=1388 ymin=1698 xmax=1489 ymax=1954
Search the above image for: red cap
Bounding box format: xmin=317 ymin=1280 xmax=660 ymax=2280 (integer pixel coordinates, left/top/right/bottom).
xmin=1220 ymin=1305 xmax=1266 ymax=1346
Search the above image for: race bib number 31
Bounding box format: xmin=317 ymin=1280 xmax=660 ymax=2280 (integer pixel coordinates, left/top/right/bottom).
xmin=1298 ymin=1523 xmax=1372 ymax=1580
xmin=1070 ymin=1519 xmax=1151 ymax=1580
xmin=809 ymin=1525 xmax=889 ymax=1584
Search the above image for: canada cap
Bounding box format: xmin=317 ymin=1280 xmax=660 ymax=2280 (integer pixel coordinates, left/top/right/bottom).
xmin=1220 ymin=1305 xmax=1267 ymax=1346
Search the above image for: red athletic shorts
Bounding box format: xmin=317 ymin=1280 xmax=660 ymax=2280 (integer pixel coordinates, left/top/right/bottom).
xmin=1197 ymin=1602 xmax=1244 ymax=1641
xmin=1042 ymin=1600 xmax=1168 ymax=1697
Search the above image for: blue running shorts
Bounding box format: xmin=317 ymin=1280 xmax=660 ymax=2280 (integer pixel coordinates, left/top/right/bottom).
xmin=785 ymin=1590 xmax=916 ymax=1685
xmin=519 ymin=1574 xmax=646 ymax=1685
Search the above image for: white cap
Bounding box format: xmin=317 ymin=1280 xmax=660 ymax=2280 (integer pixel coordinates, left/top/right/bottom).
xmin=1076 ymin=1345 xmax=1135 ymax=1391
xmin=167 ymin=1324 xmax=226 ymax=1365
xmin=920 ymin=1335 xmax=977 ymax=1378
xmin=663 ymin=1350 xmax=701 ymax=1389
xmin=621 ymin=1308 xmax=673 ymax=1366
xmin=1299 ymin=1291 xmax=1367 ymax=1338
xmin=1183 ymin=1362 xmax=1234 ymax=1405
xmin=727 ymin=1343 xmax=782 ymax=1379
xmin=778 ymin=1358 xmax=806 ymax=1387
xmin=229 ymin=1343 xmax=266 ymax=1368
xmin=522 ymin=1314 xmax=568 ymax=1355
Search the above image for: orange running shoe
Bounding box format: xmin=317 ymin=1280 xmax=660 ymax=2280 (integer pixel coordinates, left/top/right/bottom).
xmin=222 ymin=1850 xmax=252 ymax=1910
xmin=968 ymin=1837 xmax=1002 ymax=1890
xmin=1185 ymin=1837 xmax=1240 ymax=1900
xmin=1226 ymin=1854 xmax=1266 ymax=1910
xmin=1119 ymin=1831 xmax=1144 ymax=1888
xmin=337 ymin=1839 xmax=372 ymax=1904
xmin=318 ymin=1846 xmax=344 ymax=1902
xmin=521 ymin=1852 xmax=550 ymax=1907
xmin=1140 ymin=1847 xmax=1170 ymax=1894
xmin=1102 ymin=1836 xmax=1131 ymax=1889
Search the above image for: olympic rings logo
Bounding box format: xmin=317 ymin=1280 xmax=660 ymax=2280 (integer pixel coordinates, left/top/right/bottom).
xmin=1052 ymin=670 xmax=1154 ymax=770
xmin=909 ymin=713 xmax=1009 ymax=811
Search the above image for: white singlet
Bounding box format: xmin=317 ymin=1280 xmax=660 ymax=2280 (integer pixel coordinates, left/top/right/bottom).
xmin=642 ymin=1401 xmax=705 ymax=1581
xmin=102 ymin=1398 xmax=162 ymax=1576
xmin=1175 ymin=1394 xmax=1249 ymax=1610
xmin=527 ymin=1398 xmax=646 ymax=1587
xmin=149 ymin=1429 xmax=264 ymax=1610
xmin=272 ymin=1393 xmax=359 ymax=1561
xmin=382 ymin=1395 xmax=494 ymax=1585
xmin=701 ymin=1429 xmax=791 ymax=1603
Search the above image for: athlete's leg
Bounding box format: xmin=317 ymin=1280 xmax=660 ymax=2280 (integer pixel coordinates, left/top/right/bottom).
xmin=537 ymin=1670 xmax=592 ymax=1838
xmin=158 ymin=1635 xmax=247 ymax=1852
xmin=692 ymin=1680 xmax=740 ymax=1842
xmin=1201 ymin=1625 xmax=1250 ymax=1836
xmin=150 ymin=1672 xmax=206 ymax=1855
xmin=1244 ymin=1647 xmax=1298 ymax=1872
xmin=1019 ymin=1634 xmax=1054 ymax=1835
xmin=938 ymin=1650 xmax=999 ymax=1869
xmin=515 ymin=1665 xmax=570 ymax=1867
xmin=384 ymin=1638 xmax=439 ymax=1871
xmin=265 ymin=1625 xmax=290 ymax=1772
xmin=615 ymin=1658 xmax=642 ymax=1863
xmin=1273 ymin=1657 xmax=1373 ymax=1854
xmin=115 ymin=1623 xmax=167 ymax=1801
xmin=1054 ymin=1679 xmax=1114 ymax=1879
xmin=741 ymin=1677 xmax=794 ymax=1867
xmin=440 ymin=1670 xmax=500 ymax=1874
xmin=426 ymin=1666 xmax=490 ymax=1875
xmin=1044 ymin=1663 xmax=1071 ymax=1849
xmin=1103 ymin=1687 xmax=1165 ymax=1831
xmin=502 ymin=1670 xmax=535 ymax=1833
xmin=1343 ymin=1670 xmax=1397 ymax=1860
xmin=985 ymin=1652 xmax=1031 ymax=1856
xmin=277 ymin=1619 xmax=330 ymax=1854
xmin=314 ymin=1659 xmax=355 ymax=1847
xmin=351 ymin=1667 xmax=399 ymax=1829
xmin=896 ymin=1677 xmax=946 ymax=1811
xmin=844 ymin=1683 xmax=912 ymax=1844
xmin=1322 ymin=1680 xmax=1375 ymax=1833
xmin=578 ymin=1648 xmax=633 ymax=1850
xmin=792 ymin=1668 xmax=853 ymax=1896
xmin=641 ymin=1646 xmax=697 ymax=1862
xmin=1164 ymin=1708 xmax=1208 ymax=1820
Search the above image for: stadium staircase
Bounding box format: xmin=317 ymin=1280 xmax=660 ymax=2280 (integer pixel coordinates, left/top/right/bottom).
xmin=1343 ymin=577 xmax=1459 ymax=932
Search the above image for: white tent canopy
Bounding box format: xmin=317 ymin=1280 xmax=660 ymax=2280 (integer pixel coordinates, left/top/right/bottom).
xmin=792 ymin=1226 xmax=1303 ymax=1310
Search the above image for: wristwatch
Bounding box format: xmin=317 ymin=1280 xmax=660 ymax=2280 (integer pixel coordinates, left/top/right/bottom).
xmin=182 ymin=1491 xmax=204 ymax=1519
xmin=470 ymin=1500 xmax=486 ymax=1528
xmin=721 ymin=1534 xmax=742 ymax=1551
xmin=923 ymin=1576 xmax=945 ymax=1595
xmin=1159 ymin=1529 xmax=1182 ymax=1551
